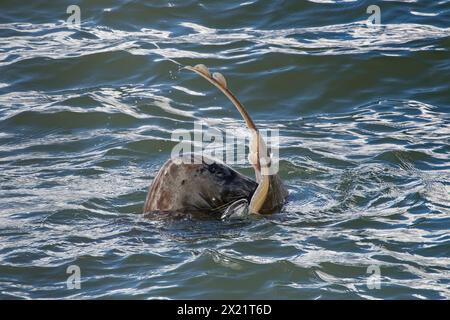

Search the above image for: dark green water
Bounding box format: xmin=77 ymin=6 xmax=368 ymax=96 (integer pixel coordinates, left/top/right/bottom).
xmin=0 ymin=0 xmax=449 ymax=299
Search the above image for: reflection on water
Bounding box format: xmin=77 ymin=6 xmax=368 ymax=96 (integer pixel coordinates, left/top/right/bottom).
xmin=0 ymin=0 xmax=449 ymax=299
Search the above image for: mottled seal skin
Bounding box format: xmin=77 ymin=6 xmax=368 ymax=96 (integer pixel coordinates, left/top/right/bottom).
xmin=143 ymin=154 xmax=257 ymax=217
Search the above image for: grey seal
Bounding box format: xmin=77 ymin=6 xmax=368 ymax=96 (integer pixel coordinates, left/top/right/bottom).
xmin=143 ymin=64 xmax=288 ymax=218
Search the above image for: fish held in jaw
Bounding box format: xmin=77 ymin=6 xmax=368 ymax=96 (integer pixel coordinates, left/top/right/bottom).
xmin=143 ymin=63 xmax=287 ymax=217
xmin=181 ymin=64 xmax=288 ymax=215
xmin=212 ymin=72 xmax=227 ymax=89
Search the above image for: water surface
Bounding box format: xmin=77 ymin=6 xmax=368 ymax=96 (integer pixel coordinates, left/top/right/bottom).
xmin=0 ymin=0 xmax=449 ymax=299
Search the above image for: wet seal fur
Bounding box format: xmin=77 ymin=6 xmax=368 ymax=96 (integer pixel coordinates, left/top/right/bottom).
xmin=143 ymin=64 xmax=288 ymax=218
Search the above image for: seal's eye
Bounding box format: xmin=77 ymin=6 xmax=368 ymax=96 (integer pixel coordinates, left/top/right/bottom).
xmin=208 ymin=163 xmax=224 ymax=177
